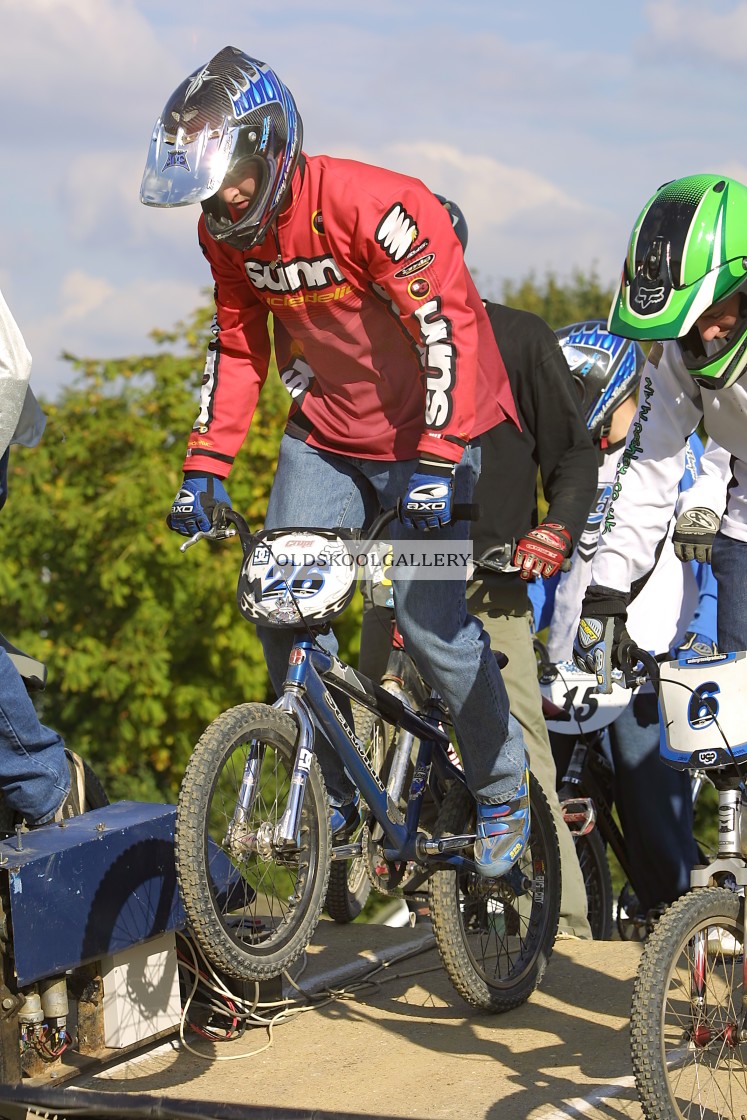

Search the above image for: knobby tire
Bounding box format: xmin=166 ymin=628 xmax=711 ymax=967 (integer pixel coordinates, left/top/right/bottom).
xmin=175 ymin=703 xmax=331 ymax=981
xmin=575 ymin=827 xmax=613 ymax=941
xmin=631 ymin=886 xmax=746 ymax=1120
xmin=428 ymin=772 xmax=560 ymax=1012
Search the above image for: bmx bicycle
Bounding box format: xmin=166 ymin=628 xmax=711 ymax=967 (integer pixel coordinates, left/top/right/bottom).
xmin=537 ymin=647 xmax=715 ymax=942
xmin=615 ymin=644 xmax=747 ymax=1120
xmin=173 ymin=503 xmax=561 ymax=1012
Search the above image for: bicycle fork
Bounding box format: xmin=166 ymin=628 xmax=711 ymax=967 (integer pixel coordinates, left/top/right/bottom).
xmin=224 ymin=690 xmax=315 ymax=858
xmin=688 ymin=787 xmax=747 ymax=1046
xmin=274 ymin=690 xmax=315 ymax=848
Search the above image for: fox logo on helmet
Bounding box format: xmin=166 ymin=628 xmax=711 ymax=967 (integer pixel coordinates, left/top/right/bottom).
xmin=634 ymin=285 xmax=666 ymax=310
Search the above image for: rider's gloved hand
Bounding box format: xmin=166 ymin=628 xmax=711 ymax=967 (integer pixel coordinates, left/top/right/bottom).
xmin=672 ymin=507 xmax=720 ymax=564
xmin=572 ymin=585 xmax=632 ymax=693
xmin=513 ymin=521 xmax=572 ymax=581
xmin=168 ymin=473 xmax=232 ymax=536
xmin=671 ymin=631 xmax=718 ymax=662
xmin=401 ymin=457 xmax=455 ymax=530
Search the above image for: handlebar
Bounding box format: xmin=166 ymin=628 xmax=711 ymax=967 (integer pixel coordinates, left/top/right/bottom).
xmin=617 ymin=641 xmax=661 ymax=694
xmin=534 ymin=635 xmax=661 ymax=695
xmin=178 ymin=500 xmax=481 ymax=554
xmin=474 ymin=543 xmax=572 ymax=577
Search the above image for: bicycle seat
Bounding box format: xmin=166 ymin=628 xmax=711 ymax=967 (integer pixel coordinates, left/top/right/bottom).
xmin=0 ymin=632 xmax=47 ymax=691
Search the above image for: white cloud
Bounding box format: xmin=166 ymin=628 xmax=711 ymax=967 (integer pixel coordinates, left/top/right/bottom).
xmin=0 ymin=0 xmax=171 ymax=135
xmin=334 ymin=139 xmax=620 ymax=288
xmin=56 ymin=271 xmax=116 ymax=324
xmin=645 ymin=0 xmax=747 ymax=64
xmin=24 ymin=271 xmax=203 ymax=396
xmin=0 ymin=0 xmax=743 ymax=401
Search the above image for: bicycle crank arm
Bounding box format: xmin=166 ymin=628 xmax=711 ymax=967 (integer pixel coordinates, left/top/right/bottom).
xmin=330 ymin=842 xmax=363 ymax=860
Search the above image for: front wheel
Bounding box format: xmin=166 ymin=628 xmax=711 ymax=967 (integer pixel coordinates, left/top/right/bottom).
xmin=175 ymin=703 xmax=331 ymax=981
xmin=631 ymin=886 xmax=746 ymax=1120
xmin=428 ymin=772 xmax=561 ymax=1012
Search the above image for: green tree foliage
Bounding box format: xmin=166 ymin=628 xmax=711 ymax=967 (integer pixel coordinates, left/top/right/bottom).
xmin=0 ymin=299 xmax=362 ymax=804
xmin=500 ymin=266 xmax=616 ymax=329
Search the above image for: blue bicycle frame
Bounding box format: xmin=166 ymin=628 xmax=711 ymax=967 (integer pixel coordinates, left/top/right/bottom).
xmin=270 ymin=636 xmax=473 ymax=870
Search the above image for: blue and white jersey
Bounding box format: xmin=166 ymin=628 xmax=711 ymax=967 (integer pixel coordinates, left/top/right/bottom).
xmin=675 ymin=437 xmax=731 ymax=525
xmin=534 ymin=430 xmax=717 ymax=662
xmin=592 ymin=338 xmax=747 ymax=596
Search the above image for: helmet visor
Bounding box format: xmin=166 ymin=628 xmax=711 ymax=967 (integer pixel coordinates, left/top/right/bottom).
xmin=140 ymin=118 xmax=238 ymax=207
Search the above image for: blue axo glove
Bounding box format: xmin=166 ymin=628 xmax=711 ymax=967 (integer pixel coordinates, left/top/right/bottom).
xmin=401 ymin=458 xmax=455 ymax=530
xmin=671 ymin=631 xmax=718 ymax=662
xmin=572 ymin=585 xmax=631 ymax=694
xmin=168 ymin=474 xmax=232 ymax=537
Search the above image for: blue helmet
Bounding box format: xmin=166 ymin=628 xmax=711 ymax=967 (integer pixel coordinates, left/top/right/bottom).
xmin=555 ymin=320 xmax=645 ymax=440
xmin=434 ymin=195 xmax=468 ymax=252
xmin=140 ymin=46 xmax=303 ymax=252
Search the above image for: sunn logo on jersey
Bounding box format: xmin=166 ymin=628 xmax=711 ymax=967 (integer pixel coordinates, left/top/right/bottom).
xmin=245 ymin=255 xmax=346 ymax=292
xmin=413 ymin=298 xmax=455 ymax=429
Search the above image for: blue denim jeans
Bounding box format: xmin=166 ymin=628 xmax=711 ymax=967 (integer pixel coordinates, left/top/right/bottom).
xmin=0 ymin=648 xmax=69 ymax=823
xmin=257 ymin=435 xmax=526 ymax=805
xmin=608 ymin=690 xmax=699 ymax=913
xmin=711 ymin=531 xmax=747 ymax=652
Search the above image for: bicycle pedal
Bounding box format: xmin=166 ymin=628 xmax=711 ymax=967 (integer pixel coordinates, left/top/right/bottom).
xmin=560 ymin=797 xmax=596 ymax=836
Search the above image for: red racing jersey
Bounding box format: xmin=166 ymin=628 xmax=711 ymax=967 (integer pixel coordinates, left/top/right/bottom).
xmin=184 ymin=154 xmax=518 ymax=476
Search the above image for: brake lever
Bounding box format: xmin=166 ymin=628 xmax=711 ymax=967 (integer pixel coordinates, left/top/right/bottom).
xmin=179 ymin=526 xmax=237 ymax=553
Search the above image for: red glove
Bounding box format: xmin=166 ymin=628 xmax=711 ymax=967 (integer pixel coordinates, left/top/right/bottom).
xmin=513 ymin=521 xmax=572 ymax=581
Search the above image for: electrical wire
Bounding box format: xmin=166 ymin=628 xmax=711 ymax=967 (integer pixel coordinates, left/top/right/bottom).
xmin=175 ymin=930 xmax=436 ymax=1064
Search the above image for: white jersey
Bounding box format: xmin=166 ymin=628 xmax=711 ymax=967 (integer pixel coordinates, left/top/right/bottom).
xmin=676 ymin=436 xmax=731 ymax=523
xmin=591 ymin=339 xmax=747 ymax=603
xmin=546 ymin=434 xmax=700 ymax=662
xmin=0 ymin=288 xmax=33 ymax=460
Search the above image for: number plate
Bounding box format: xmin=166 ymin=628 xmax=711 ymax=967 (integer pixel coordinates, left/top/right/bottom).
xmin=659 ymin=651 xmax=747 ymax=768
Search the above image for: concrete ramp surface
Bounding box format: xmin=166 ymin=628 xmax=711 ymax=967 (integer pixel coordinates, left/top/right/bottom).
xmin=71 ymin=918 xmax=646 ymax=1120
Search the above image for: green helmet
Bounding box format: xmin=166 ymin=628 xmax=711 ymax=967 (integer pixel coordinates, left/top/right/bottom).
xmin=608 ymin=174 xmax=747 ymax=389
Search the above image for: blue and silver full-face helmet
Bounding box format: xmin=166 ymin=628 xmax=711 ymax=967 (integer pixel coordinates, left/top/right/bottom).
xmin=556 ymin=320 xmax=646 ymax=441
xmin=140 ymin=46 xmax=303 ymax=251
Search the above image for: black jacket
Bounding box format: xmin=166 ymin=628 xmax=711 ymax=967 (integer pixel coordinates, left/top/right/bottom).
xmin=472 ymin=302 xmax=597 ymax=565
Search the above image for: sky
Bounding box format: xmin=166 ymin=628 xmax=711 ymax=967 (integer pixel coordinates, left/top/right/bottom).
xmin=2 ymin=0 xmax=747 ymax=398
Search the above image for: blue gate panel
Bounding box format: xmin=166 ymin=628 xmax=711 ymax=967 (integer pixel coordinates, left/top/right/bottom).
xmin=0 ymin=802 xmax=185 ymax=986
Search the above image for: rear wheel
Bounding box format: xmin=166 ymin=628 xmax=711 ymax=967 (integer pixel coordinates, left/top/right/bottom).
xmin=428 ymin=772 xmax=560 ymax=1012
xmin=324 ymin=703 xmax=388 ymax=923
xmin=575 ymin=828 xmax=613 ymax=940
xmin=176 ymin=703 xmax=331 ymax=981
